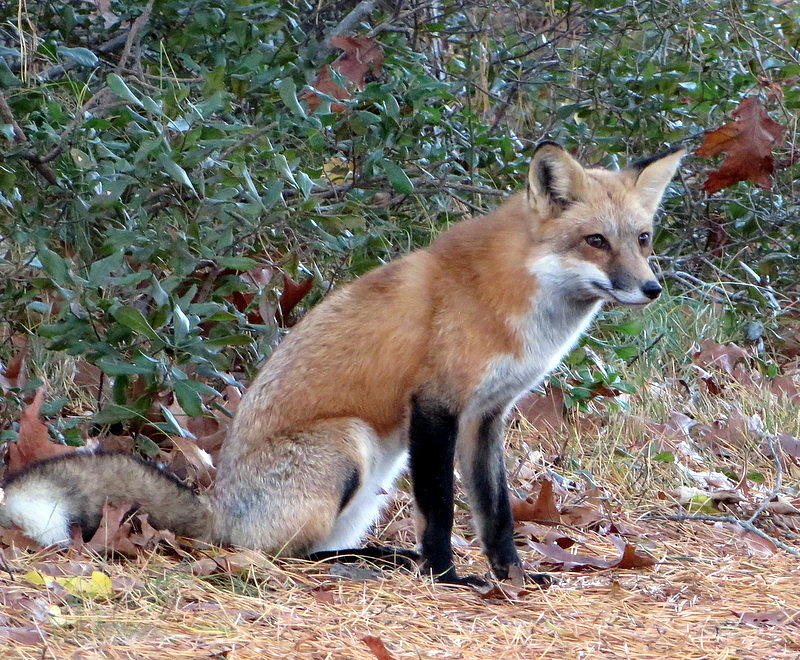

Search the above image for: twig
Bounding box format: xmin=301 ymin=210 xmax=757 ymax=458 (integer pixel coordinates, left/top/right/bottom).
xmin=0 ymin=91 xmax=57 ymax=185
xmin=317 ymin=0 xmax=376 ymax=60
xmin=36 ymin=32 xmax=129 ymax=82
xmin=645 ymin=513 xmax=800 ymax=557
xmin=116 ymin=0 xmax=154 ymax=74
xmin=627 ymin=332 xmax=665 ymax=365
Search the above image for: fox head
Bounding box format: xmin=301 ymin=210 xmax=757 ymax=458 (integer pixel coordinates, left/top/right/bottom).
xmin=526 ymin=142 xmax=684 ymax=305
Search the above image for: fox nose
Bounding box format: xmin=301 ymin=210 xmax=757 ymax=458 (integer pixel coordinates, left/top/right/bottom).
xmin=641 ymin=280 xmax=662 ymax=300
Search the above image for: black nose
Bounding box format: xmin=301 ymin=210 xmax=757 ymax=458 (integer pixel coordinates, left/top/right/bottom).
xmin=641 ymin=280 xmax=662 ymax=300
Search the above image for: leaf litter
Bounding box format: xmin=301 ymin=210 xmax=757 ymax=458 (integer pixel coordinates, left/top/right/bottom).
xmin=0 ymin=340 xmax=797 ymax=656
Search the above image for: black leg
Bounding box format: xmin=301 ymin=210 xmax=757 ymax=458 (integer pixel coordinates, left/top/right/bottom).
xmin=409 ymin=396 xmax=484 ymax=586
xmin=458 ymin=410 xmax=521 ymax=580
xmin=306 ymin=546 xmax=420 ymax=571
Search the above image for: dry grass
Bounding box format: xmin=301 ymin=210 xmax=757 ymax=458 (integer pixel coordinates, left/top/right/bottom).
xmin=0 ymin=521 xmax=797 ymax=659
xmin=2 ymin=299 xmax=799 ymax=659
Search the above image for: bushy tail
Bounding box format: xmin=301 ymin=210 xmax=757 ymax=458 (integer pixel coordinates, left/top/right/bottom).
xmin=0 ymin=452 xmax=213 ymax=546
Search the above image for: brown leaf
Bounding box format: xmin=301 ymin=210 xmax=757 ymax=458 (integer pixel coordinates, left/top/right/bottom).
xmin=303 ymin=36 xmax=384 ymax=113
xmin=0 ymin=342 xmax=28 ymax=391
xmin=473 ymin=580 xmax=530 ymax=601
xmin=511 ymin=479 xmax=561 ymax=524
xmin=696 ymin=96 xmax=785 ymax=194
xmin=737 ymin=610 xmax=800 ymax=628
xmin=530 ymin=535 xmax=655 ymax=572
xmin=276 ymin=274 xmax=314 ymax=327
xmin=6 ymin=388 xmax=75 ymax=476
xmin=76 ymin=502 xmax=139 ymax=557
xmin=513 ymin=388 xmax=566 ymax=435
xmin=169 ymin=436 xmax=216 ymax=488
xmin=692 ymin=340 xmax=749 ymax=375
xmin=0 ymin=626 xmax=46 ymax=645
xmin=362 ymin=635 xmax=396 ymax=660
xmin=310 ymin=585 xmax=338 ymax=605
xmin=128 ymin=513 xmax=176 ymax=549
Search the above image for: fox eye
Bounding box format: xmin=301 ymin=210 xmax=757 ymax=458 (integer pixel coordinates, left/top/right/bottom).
xmin=638 ymin=232 xmax=651 ymax=247
xmin=584 ymin=234 xmax=610 ymax=250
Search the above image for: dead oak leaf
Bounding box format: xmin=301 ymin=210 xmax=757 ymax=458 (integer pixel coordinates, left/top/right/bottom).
xmin=303 ymin=36 xmax=384 ymax=113
xmin=696 ymin=96 xmax=785 ymax=194
xmin=75 ymin=502 xmax=139 ymax=557
xmin=530 ymin=535 xmax=655 ymax=572
xmin=736 ymin=610 xmax=800 ymax=628
xmin=511 ymin=478 xmax=561 ymax=524
xmin=0 ymin=342 xmax=28 ymax=392
xmin=6 ymin=388 xmax=75 ymax=476
xmin=362 ymin=635 xmax=396 ymax=660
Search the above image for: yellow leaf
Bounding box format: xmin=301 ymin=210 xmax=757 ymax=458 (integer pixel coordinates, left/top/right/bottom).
xmin=23 ymin=569 xmax=114 ymax=599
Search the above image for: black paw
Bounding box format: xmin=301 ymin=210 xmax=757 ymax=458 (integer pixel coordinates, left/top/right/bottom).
xmin=526 ymin=572 xmax=556 ymax=588
xmin=432 ymin=569 xmax=491 ymax=588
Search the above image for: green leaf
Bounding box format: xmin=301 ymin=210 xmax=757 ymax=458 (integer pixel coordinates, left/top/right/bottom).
xmin=37 ymin=245 xmax=72 ymax=286
xmin=112 ymin=306 xmax=160 ymax=341
xmin=218 ymin=256 xmax=258 ymax=271
xmin=93 ymin=404 xmax=140 ymax=425
xmin=381 ymin=160 xmax=414 ymax=194
xmin=96 ymin=356 xmax=152 ymax=376
xmin=173 ymin=304 xmax=191 ymax=341
xmin=652 ymin=451 xmax=675 ymax=463
xmin=159 ymin=155 xmax=197 ymax=195
xmin=206 ymin=334 xmax=253 ymax=347
xmin=56 ymin=46 xmax=98 ymax=67
xmin=106 ymin=73 xmax=144 ymax=107
xmin=173 ymin=380 xmax=204 ymax=417
xmin=278 ymin=78 xmax=307 ymax=118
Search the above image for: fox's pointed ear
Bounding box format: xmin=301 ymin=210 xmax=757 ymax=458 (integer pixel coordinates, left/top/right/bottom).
xmin=630 ymin=148 xmax=685 ymax=213
xmin=527 ymin=142 xmax=589 ymax=215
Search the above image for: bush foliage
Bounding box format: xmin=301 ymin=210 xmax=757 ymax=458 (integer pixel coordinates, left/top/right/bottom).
xmin=0 ymin=0 xmax=797 ymax=441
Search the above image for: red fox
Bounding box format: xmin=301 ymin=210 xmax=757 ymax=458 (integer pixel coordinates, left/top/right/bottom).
xmin=0 ymin=143 xmax=683 ymax=585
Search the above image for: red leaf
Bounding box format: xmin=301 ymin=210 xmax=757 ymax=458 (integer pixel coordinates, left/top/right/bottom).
xmin=0 ymin=342 xmax=28 ymax=391
xmin=303 ymin=36 xmax=384 ymax=113
xmin=530 ymin=535 xmax=655 ymax=572
xmin=276 ymin=274 xmax=314 ymax=327
xmin=362 ymin=635 xmax=396 ymax=660
xmin=6 ymin=388 xmax=75 ymax=475
xmin=696 ymin=96 xmax=785 ymax=194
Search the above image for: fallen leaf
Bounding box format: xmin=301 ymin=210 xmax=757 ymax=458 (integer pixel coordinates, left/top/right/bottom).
xmin=24 ymin=569 xmax=113 ymax=599
xmin=473 ymin=581 xmax=530 ymax=601
xmin=692 ymin=340 xmax=749 ymax=375
xmin=530 ymin=535 xmax=655 ymax=571
xmin=310 ymin=585 xmax=338 ymax=605
xmin=736 ymin=610 xmax=800 ymax=628
xmin=511 ymin=479 xmax=561 ymax=524
xmin=76 ymin=502 xmax=138 ymax=557
xmin=6 ymin=388 xmax=75 ymax=475
xmin=513 ymin=388 xmax=566 ymax=435
xmin=362 ymin=635 xmax=396 ymax=660
xmin=169 ymin=436 xmax=216 ymax=487
xmin=696 ymin=96 xmax=785 ymax=193
xmin=0 ymin=626 xmax=46 ymax=645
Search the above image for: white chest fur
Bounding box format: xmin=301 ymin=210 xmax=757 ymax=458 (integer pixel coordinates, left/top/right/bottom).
xmin=469 ymin=257 xmax=603 ymax=415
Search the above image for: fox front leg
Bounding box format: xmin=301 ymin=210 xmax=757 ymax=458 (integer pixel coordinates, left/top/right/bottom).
xmin=409 ymin=396 xmax=487 ymax=587
xmin=458 ymin=410 xmax=552 ymax=587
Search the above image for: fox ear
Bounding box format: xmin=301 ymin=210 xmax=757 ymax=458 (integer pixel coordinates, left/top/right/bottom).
xmin=527 ymin=142 xmax=588 ymax=214
xmin=630 ymin=148 xmax=685 ymax=213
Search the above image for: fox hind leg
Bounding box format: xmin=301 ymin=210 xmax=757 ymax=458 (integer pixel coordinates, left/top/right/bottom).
xmin=213 ymin=418 xmax=406 ymax=558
